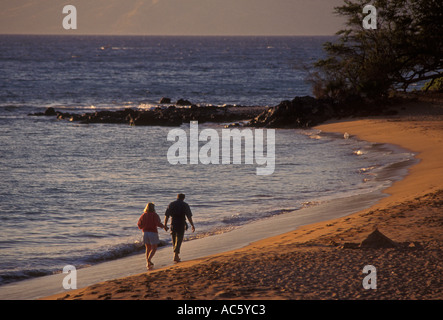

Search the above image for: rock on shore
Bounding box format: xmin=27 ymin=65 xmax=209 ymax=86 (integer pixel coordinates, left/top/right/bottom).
xmin=30 ymin=104 xmax=267 ymax=126
xmin=31 ymin=95 xmax=399 ymax=128
xmin=247 ymin=96 xmax=335 ymax=128
xmin=30 ymin=96 xmax=339 ymax=129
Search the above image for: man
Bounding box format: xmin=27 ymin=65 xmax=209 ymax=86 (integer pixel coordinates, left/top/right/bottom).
xmin=164 ymin=193 xmax=195 ymax=263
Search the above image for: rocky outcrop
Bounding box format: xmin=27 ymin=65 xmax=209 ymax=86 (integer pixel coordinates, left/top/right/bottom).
xmin=176 ymin=98 xmax=193 ymax=106
xmin=159 ymin=97 xmax=171 ymax=104
xmin=247 ymin=96 xmax=335 ymax=128
xmin=32 ymin=95 xmax=396 ymax=128
xmin=30 ymin=105 xmax=266 ymax=126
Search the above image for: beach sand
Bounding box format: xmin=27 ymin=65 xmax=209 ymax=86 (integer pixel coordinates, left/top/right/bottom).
xmin=44 ymin=96 xmax=443 ymax=300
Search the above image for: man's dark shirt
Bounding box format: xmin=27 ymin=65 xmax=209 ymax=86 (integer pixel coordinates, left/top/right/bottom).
xmin=165 ymin=199 xmax=192 ymax=232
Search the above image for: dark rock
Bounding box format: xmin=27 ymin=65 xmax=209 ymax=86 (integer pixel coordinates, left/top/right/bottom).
xmin=176 ymin=99 xmax=192 ymax=106
xmin=224 ymin=122 xmax=243 ymax=128
xmin=44 ymin=107 xmax=57 ymax=116
xmin=248 ymin=96 xmax=334 ymax=128
xmin=359 ymin=228 xmax=397 ymax=249
xmin=159 ymin=97 xmax=171 ymax=104
xmin=28 ymin=104 xmax=266 ymax=127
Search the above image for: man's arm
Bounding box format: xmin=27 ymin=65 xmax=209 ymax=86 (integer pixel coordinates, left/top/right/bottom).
xmin=188 ymin=216 xmax=195 ymax=233
xmin=185 ymin=204 xmax=195 ymax=232
xmin=164 ymin=216 xmax=169 ymax=230
xmin=164 ymin=205 xmax=170 ymax=230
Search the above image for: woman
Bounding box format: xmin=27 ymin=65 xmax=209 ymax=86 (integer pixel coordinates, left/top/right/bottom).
xmin=137 ymin=202 xmax=168 ymax=270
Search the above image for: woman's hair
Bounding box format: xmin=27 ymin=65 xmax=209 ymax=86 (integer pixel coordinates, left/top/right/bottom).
xmin=144 ymin=202 xmax=155 ymax=213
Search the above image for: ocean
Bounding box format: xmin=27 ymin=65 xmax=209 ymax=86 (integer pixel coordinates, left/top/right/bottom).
xmin=0 ymin=35 xmax=415 ymax=286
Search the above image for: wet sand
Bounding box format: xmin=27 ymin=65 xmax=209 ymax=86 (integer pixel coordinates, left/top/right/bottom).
xmin=44 ymin=97 xmax=443 ymax=300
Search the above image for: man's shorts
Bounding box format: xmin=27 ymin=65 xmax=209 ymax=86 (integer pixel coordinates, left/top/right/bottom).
xmin=143 ymin=231 xmax=160 ymax=245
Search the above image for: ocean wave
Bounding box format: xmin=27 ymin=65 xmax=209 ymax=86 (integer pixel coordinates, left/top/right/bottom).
xmin=0 ymin=105 xmax=21 ymax=112
xmin=353 ymin=149 xmax=366 ymax=156
xmin=80 ymin=239 xmax=172 ymax=265
xmin=221 ymin=213 xmax=251 ymax=225
xmin=186 ymin=226 xmax=240 ymax=241
xmin=0 ymin=268 xmax=54 ymax=286
xmin=359 ymin=166 xmax=377 ymax=173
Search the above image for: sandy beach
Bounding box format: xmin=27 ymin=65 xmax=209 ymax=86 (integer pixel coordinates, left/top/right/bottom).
xmin=44 ymin=95 xmax=443 ymax=300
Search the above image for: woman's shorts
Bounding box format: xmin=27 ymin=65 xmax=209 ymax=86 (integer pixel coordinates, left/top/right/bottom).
xmin=143 ymin=232 xmax=160 ymax=245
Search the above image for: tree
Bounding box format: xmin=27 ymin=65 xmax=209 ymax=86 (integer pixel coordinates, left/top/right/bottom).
xmin=311 ymin=0 xmax=443 ymax=102
xmin=422 ymin=77 xmax=443 ymax=92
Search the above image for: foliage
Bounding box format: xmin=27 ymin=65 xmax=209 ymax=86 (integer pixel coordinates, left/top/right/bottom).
xmin=311 ymin=0 xmax=443 ymax=102
xmin=422 ymin=77 xmax=443 ymax=92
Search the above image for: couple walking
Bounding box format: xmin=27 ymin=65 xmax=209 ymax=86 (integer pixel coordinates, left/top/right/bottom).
xmin=137 ymin=193 xmax=195 ymax=270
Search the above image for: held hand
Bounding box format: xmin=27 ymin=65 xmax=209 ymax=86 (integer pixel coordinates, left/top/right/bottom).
xmin=191 ymin=225 xmax=195 ymax=233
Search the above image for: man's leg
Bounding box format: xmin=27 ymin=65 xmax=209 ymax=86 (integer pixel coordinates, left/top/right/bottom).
xmin=172 ymin=231 xmax=184 ymax=262
xmin=171 ymin=231 xmax=177 ymax=252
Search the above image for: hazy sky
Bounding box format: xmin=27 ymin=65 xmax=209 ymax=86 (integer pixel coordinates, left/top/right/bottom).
xmin=0 ymin=0 xmax=345 ymax=36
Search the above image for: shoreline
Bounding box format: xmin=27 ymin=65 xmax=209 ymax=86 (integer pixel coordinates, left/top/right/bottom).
xmin=41 ymin=97 xmax=442 ymax=300
xmin=2 ymin=97 xmax=441 ymax=300
xmin=0 ymin=178 xmax=393 ymax=300
xmin=0 ymin=130 xmax=407 ymax=300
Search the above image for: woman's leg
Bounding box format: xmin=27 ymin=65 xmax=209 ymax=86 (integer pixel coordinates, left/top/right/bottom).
xmin=145 ymin=244 xmax=152 ymax=267
xmin=148 ymin=244 xmax=158 ymax=265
